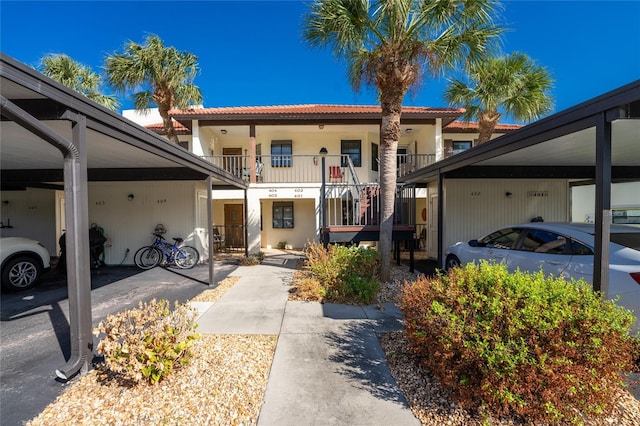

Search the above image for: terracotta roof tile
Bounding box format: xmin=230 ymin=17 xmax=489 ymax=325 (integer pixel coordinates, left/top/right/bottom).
xmin=169 ymin=104 xmax=464 ymax=117
xmin=145 ymin=121 xmax=190 ymax=135
xmin=444 ymin=121 xmax=522 ymax=132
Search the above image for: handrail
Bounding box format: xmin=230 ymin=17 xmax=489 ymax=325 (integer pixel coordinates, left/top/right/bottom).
xmin=202 ymin=153 xmax=436 ymax=183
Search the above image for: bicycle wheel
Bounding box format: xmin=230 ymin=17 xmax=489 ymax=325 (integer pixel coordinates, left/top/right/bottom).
xmin=173 ymin=246 xmax=199 ymax=269
xmin=134 ymin=246 xmax=162 ymax=269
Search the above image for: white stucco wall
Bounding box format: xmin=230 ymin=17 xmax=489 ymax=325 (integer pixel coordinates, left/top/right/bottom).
xmin=0 ymin=188 xmax=57 ymax=255
xmin=571 ymin=182 xmax=640 ymax=223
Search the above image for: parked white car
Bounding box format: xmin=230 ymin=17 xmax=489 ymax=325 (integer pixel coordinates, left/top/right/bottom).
xmin=444 ymin=222 xmax=640 ymax=331
xmin=1 ymin=237 xmax=51 ymax=291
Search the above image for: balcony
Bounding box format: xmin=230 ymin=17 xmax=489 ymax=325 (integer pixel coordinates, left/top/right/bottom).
xmin=201 ymin=153 xmax=436 ymax=184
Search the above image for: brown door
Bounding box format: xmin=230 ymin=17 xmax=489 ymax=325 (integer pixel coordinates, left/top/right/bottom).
xmin=223 ymin=148 xmax=243 ymax=177
xmin=224 ymin=204 xmax=244 ymax=249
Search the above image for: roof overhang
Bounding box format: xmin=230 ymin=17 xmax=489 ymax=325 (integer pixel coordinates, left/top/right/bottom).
xmin=169 ymin=105 xmax=464 ymax=129
xmin=0 ymin=54 xmax=245 ymax=189
xmin=402 ymin=80 xmax=640 ymax=183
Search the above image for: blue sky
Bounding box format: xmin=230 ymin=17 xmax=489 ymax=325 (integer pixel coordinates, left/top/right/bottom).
xmin=1 ymin=1 xmax=639 ymax=123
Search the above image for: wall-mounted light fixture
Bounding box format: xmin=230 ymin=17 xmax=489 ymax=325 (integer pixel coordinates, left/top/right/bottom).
xmin=405 ymin=128 xmax=413 ymax=134
xmin=319 ymin=124 xmax=324 ymax=130
xmin=220 ymin=129 xmax=227 ymax=135
xmin=127 ymin=194 xmax=135 ymax=201
xmin=505 ymin=191 xmax=513 ymax=198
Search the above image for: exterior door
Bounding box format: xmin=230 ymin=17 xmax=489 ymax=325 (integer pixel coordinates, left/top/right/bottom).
xmin=224 ymin=204 xmax=244 ymax=248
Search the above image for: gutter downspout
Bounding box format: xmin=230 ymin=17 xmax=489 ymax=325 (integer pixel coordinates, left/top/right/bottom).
xmin=1 ymin=96 xmax=93 ymax=380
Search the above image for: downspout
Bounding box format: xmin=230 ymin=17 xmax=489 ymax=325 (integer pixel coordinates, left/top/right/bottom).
xmin=244 ymin=189 xmax=249 ymax=257
xmin=1 ymin=96 xmax=93 ymax=380
xmin=207 ymin=175 xmax=214 ymax=286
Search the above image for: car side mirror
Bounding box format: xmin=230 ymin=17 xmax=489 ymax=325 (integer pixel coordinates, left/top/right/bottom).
xmin=468 ymin=239 xmax=479 ymax=247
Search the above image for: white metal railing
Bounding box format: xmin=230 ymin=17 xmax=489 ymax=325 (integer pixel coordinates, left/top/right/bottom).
xmin=397 ymin=153 xmax=436 ymax=178
xmin=202 ymin=154 xmax=350 ymax=184
xmin=201 ymin=153 xmax=436 ymax=183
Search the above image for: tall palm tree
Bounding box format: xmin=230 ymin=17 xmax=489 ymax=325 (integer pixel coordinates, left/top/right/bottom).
xmin=104 ymin=35 xmax=203 ymax=143
xmin=444 ymin=52 xmax=554 ymax=143
xmin=39 ymin=54 xmax=119 ymax=111
xmin=303 ymin=0 xmax=502 ymax=280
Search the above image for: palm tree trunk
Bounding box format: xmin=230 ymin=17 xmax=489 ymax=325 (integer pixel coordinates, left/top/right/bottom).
xmin=477 ymin=112 xmax=501 ymax=144
xmin=158 ymin=105 xmax=179 ymax=143
xmin=378 ymin=101 xmax=401 ymax=282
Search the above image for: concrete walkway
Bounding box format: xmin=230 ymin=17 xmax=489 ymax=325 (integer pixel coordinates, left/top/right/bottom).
xmin=196 ymin=251 xmax=420 ymax=426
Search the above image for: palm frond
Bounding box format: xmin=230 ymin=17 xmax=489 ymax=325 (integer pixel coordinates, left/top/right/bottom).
xmin=104 ymin=34 xmax=203 ymax=112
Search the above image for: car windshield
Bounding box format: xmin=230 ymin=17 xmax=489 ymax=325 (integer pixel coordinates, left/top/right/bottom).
xmin=610 ymin=233 xmax=640 ymax=251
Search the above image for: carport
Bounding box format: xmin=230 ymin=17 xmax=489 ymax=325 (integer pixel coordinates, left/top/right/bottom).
xmin=0 ymin=54 xmax=245 ymax=379
xmin=403 ymin=80 xmax=640 ymax=297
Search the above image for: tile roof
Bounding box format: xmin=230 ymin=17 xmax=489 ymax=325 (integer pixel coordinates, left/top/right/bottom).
xmin=443 ymin=121 xmax=523 ymax=132
xmin=170 ymin=104 xmax=464 ymax=116
xmin=169 ymin=104 xmax=465 ymax=125
xmin=145 ymin=120 xmax=190 ymax=134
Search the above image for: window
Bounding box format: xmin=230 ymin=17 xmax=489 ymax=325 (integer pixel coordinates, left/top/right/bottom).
xmin=397 ymin=146 xmax=408 ymax=164
xmin=452 ymin=141 xmax=472 ymax=155
xmin=518 ymin=229 xmax=568 ymax=254
xmin=371 ymin=143 xmax=378 ymax=171
xmin=273 ymin=201 xmax=294 ymax=229
xmin=271 ymin=140 xmax=292 ymax=167
xmin=178 ymin=140 xmax=189 ymax=150
xmin=479 ymin=228 xmax=521 ymax=250
xmin=612 ymin=208 xmax=640 ymax=224
xmin=570 ymin=240 xmax=593 ymax=255
xmin=341 ymin=140 xmax=361 ymax=167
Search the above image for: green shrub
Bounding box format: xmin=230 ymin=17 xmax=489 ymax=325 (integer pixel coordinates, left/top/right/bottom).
xmin=94 ymin=299 xmax=199 ymax=385
xmin=304 ymin=242 xmax=379 ymax=304
xmin=399 ymin=261 xmax=637 ymax=424
xmin=277 ymin=240 xmax=287 ymax=249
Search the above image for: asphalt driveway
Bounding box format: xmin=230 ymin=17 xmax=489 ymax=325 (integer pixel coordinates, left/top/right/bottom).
xmin=0 ymin=262 xmax=238 ymax=426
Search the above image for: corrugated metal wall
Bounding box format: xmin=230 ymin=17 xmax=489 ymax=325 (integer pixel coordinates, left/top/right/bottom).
xmin=0 ymin=188 xmax=57 ymax=254
xmin=443 ymin=179 xmax=569 ymax=248
xmin=88 ymin=181 xmax=198 ymax=265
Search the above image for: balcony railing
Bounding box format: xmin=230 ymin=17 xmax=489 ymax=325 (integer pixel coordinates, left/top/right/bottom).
xmin=201 ymin=153 xmax=436 ymax=184
xmin=397 ymin=153 xmax=436 ymax=178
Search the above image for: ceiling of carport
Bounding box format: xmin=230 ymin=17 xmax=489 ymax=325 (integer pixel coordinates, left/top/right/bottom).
xmin=402 ymin=80 xmax=640 ymax=183
xmin=1 ymin=120 xmax=182 ymax=170
xmin=475 ymin=120 xmax=639 ymax=167
xmin=0 ymin=57 xmax=243 ymax=188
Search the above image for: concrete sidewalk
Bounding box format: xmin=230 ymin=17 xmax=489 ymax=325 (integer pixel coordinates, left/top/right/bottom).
xmin=195 ymin=250 xmax=420 ymax=426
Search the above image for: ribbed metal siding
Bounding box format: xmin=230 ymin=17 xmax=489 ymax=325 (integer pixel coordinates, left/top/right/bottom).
xmin=443 ymin=179 xmax=569 ymax=248
xmin=88 ymin=181 xmax=197 ymax=265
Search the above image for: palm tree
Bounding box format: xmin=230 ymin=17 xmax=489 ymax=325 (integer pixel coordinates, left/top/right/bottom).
xmin=104 ymin=35 xmax=203 ymax=143
xmin=39 ymin=54 xmax=119 ymax=111
xmin=303 ymin=0 xmax=502 ymax=280
xmin=444 ymin=52 xmax=554 ymax=144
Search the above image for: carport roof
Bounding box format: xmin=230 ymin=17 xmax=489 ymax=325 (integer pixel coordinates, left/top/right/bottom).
xmin=403 ymin=80 xmax=640 ymax=182
xmin=0 ymin=53 xmax=244 ymax=189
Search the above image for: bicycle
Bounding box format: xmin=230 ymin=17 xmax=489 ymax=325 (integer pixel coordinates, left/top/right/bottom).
xmin=134 ymin=233 xmax=200 ymax=270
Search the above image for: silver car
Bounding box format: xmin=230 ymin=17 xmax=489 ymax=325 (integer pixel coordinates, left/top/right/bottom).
xmin=1 ymin=237 xmax=51 ymax=291
xmin=444 ymin=223 xmax=640 ymax=331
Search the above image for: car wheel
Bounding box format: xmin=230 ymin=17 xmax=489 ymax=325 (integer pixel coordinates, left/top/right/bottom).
xmin=445 ymin=254 xmax=461 ymax=271
xmin=1 ymin=256 xmax=42 ymax=291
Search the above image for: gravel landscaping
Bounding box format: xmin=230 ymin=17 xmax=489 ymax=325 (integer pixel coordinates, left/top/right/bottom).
xmin=25 ymin=259 xmax=640 ymax=425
